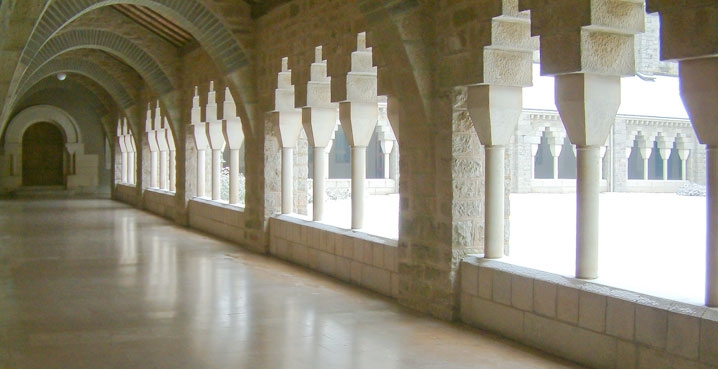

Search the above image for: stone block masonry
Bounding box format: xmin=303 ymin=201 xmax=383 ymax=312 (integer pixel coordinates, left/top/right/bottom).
xmin=460 ymin=257 xmax=718 ymax=369
xmin=269 ymin=215 xmax=399 ymax=299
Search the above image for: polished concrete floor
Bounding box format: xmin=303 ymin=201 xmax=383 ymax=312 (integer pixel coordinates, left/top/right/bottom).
xmin=0 ymin=199 xmax=585 ymax=369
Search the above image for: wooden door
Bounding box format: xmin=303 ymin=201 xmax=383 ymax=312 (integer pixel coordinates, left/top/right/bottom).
xmin=22 ymin=122 xmax=65 ymax=186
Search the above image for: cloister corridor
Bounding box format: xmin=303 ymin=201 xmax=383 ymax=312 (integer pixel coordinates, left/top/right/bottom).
xmin=0 ymin=199 xmax=584 ymax=369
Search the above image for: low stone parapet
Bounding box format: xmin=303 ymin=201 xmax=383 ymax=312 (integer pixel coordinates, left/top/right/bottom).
xmin=460 ymin=257 xmax=718 ymax=369
xmin=269 ymin=215 xmax=398 ymax=298
xmin=143 ymin=188 xmax=176 ymax=220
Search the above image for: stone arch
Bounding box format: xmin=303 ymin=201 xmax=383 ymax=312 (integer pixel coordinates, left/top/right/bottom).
xmin=2 ymin=105 xmax=98 ymax=190
xmin=6 ymin=105 xmax=81 ymax=146
xmin=23 ymin=29 xmax=174 ymax=96
xmin=21 ymin=1 xmax=249 ymax=76
xmin=20 ymin=58 xmax=136 ymax=110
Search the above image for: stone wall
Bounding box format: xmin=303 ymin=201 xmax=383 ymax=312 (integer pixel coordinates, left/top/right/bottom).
xmin=114 ymin=183 xmax=139 ymax=206
xmin=269 ymin=215 xmax=398 ymax=298
xmin=188 ymin=199 xmax=263 ymax=254
xmin=460 ymin=257 xmax=718 ymax=369
xmin=143 ymin=188 xmax=176 ymax=221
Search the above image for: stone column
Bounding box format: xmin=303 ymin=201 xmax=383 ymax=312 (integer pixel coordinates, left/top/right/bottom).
xmin=271 ymin=58 xmax=303 ymax=214
xmin=154 ymin=102 xmax=170 ymax=191
xmin=205 ymin=82 xmax=226 ymax=201
xmin=191 ymin=86 xmax=209 ymax=198
xmin=468 ymin=85 xmax=525 ymax=258
xmin=377 ymin=97 xmax=397 ymax=180
xmin=656 ymin=133 xmax=674 ymax=180
xmin=166 ymin=120 xmax=176 ymax=192
xmin=636 ymin=133 xmax=653 ymax=180
xmin=337 ymin=34 xmax=378 ymax=230
xmin=145 ymin=103 xmax=160 ymax=189
xmin=546 ymin=131 xmax=565 ymax=179
xmin=126 ymin=134 xmax=136 ymax=185
xmin=676 ymin=135 xmax=691 ymax=181
xmin=222 ymin=87 xmax=245 ymax=205
xmin=117 ymin=118 xmax=128 ymax=183
xmin=462 ymin=4 xmax=537 ymax=259
xmin=524 ymin=0 xmax=643 ymax=279
xmin=556 ymin=73 xmax=621 ymax=279
xmin=299 ymin=47 xmax=337 ymax=221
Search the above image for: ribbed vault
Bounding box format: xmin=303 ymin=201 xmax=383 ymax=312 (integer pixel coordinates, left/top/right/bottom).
xmin=21 ymin=0 xmax=249 ymax=74
xmin=23 ymin=29 xmax=174 ymax=96
xmin=20 ymin=58 xmax=136 ymax=109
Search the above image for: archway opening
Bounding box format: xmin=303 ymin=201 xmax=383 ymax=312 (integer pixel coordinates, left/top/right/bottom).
xmin=22 ymin=122 xmax=65 ymax=186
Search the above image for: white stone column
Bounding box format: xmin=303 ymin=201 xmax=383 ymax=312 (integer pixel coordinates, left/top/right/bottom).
xmin=468 ymin=85 xmax=524 ymax=259
xmin=222 ymin=87 xmax=245 ymax=205
xmin=676 ymin=135 xmax=692 ymax=181
xmin=531 ymin=143 xmax=539 ymax=179
xmin=575 ymin=145 xmax=600 ymax=278
xmin=301 ymin=47 xmax=338 ymax=221
xmin=127 ymin=135 xmax=136 ymax=185
xmin=377 ymin=97 xmax=397 ymax=180
xmin=191 ymin=86 xmax=210 ymax=198
xmin=337 ymin=34 xmax=378 ymax=230
xmin=117 ymin=119 xmax=128 ymax=183
xmin=154 ymin=102 xmax=170 ymax=191
xmin=166 ymin=121 xmax=176 ymax=192
xmin=555 ymin=73 xmax=622 ymax=279
xmin=524 ymin=0 xmax=642 ymax=279
xmin=145 ymin=103 xmax=160 ymax=188
xmin=657 ymin=133 xmax=674 ymax=180
xmin=206 ymin=82 xmax=226 ymax=201
xmin=547 ymin=131 xmax=564 ymax=179
xmin=271 ymin=58 xmax=303 ymax=214
xmin=637 ymin=134 xmax=653 ymax=180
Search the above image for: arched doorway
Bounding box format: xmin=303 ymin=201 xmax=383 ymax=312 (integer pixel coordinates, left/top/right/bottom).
xmin=22 ymin=122 xmax=65 ymax=186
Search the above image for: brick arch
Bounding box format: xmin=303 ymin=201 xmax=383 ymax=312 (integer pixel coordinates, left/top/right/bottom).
xmin=22 ymin=0 xmax=248 ymax=76
xmin=23 ymin=29 xmax=173 ymax=96
xmin=19 ymin=58 xmax=136 ymax=110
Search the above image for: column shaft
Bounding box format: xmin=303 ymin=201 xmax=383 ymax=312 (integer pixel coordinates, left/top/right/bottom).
xmin=485 ymin=146 xmax=505 ymax=258
xmin=663 ymin=159 xmax=669 ymax=180
xmin=707 ymin=147 xmax=718 ymax=306
xmin=313 ymin=147 xmax=327 ymax=221
xmin=128 ymin=153 xmax=135 ymax=184
xmin=576 ymin=146 xmax=600 ymax=279
xmin=121 ymin=152 xmax=128 ymax=183
xmin=351 ymin=146 xmax=366 ymax=229
xmin=229 ymin=149 xmax=240 ymax=204
xmin=150 ymin=151 xmax=158 ymax=188
xmin=159 ymin=151 xmax=168 ymax=190
xmin=643 ymin=158 xmax=649 ymax=180
xmin=212 ymin=149 xmax=221 ymax=201
xmin=197 ymin=150 xmax=206 ymax=197
xmin=682 ymin=160 xmax=687 ymax=181
xmin=384 ymin=153 xmax=391 ymax=179
xmin=282 ymin=147 xmax=294 ymax=214
xmin=169 ymin=151 xmax=176 ymax=192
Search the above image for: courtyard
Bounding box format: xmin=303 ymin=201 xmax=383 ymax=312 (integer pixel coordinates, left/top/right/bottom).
xmin=313 ymin=191 xmax=706 ymax=305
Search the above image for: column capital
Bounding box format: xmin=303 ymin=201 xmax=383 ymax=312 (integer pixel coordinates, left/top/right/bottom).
xmin=441 ymin=1 xmax=537 ymax=87
xmin=523 ymin=0 xmax=643 ymax=76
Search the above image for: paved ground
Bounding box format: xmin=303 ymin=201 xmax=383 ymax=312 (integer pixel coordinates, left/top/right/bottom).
xmin=0 ymin=199 xmax=585 ymax=369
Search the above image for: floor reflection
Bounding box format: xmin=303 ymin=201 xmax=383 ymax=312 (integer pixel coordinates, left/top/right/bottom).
xmin=0 ymin=199 xmax=584 ymax=369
